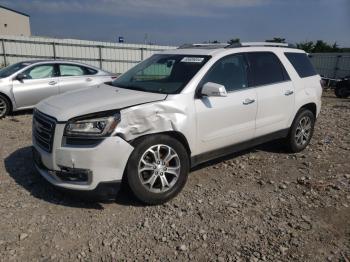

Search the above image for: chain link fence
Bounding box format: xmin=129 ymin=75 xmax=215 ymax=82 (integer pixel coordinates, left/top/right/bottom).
xmin=309 ymin=53 xmax=350 ymax=79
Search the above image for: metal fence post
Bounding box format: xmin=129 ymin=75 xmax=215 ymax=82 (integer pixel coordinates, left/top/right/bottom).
xmin=140 ymin=48 xmax=144 ymax=60
xmin=98 ymin=46 xmax=103 ymax=69
xmin=52 ymin=42 xmax=57 ymax=59
xmin=333 ymin=55 xmax=341 ymax=79
xmin=1 ymin=39 xmax=7 ymax=66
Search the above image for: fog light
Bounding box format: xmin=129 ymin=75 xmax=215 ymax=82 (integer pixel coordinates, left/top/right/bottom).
xmin=55 ymin=167 xmax=92 ymax=183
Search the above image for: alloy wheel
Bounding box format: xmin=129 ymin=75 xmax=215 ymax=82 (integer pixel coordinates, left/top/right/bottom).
xmin=0 ymin=97 xmax=7 ymax=118
xmin=138 ymin=144 xmax=181 ymax=193
xmin=295 ymin=116 xmax=312 ymax=147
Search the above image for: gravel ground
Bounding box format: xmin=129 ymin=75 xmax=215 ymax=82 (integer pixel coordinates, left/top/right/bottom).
xmin=0 ymin=91 xmax=349 ymax=261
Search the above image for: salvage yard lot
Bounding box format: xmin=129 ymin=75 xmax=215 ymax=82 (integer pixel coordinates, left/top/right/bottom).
xmin=0 ymin=92 xmax=349 ymax=261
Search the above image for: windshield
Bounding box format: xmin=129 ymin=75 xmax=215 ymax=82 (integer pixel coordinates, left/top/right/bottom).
xmin=0 ymin=62 xmax=32 ymax=78
xmin=112 ymin=54 xmax=210 ymax=94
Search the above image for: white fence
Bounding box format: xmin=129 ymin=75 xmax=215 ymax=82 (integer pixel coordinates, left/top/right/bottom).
xmin=2 ymin=37 xmax=349 ymax=79
xmin=0 ymin=35 xmax=176 ymax=74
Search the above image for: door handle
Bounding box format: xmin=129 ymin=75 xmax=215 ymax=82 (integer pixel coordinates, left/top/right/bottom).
xmin=48 ymin=81 xmax=57 ymax=86
xmin=243 ymin=98 xmax=256 ymax=105
xmin=285 ymin=90 xmax=294 ymax=96
xmin=86 ymin=78 xmax=92 ymax=82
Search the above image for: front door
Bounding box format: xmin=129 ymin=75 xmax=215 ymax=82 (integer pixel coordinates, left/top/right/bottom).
xmin=12 ymin=64 xmax=59 ymax=109
xmin=194 ymin=54 xmax=257 ymax=155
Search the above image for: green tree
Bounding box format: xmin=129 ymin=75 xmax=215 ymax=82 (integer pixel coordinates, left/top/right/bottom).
xmin=228 ymin=38 xmax=240 ymax=45
xmin=296 ymin=41 xmax=314 ymax=53
xmin=296 ymin=40 xmax=341 ymax=53
xmin=266 ymin=37 xmax=286 ymax=43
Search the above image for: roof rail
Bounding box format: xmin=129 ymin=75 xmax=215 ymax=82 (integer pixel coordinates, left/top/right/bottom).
xmin=178 ymin=42 xmax=296 ymax=50
xmin=226 ymin=42 xmax=296 ymax=48
xmin=178 ymin=43 xmax=229 ymax=49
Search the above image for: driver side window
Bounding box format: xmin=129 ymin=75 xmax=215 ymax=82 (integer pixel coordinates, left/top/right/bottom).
xmin=23 ymin=65 xmax=55 ymax=80
xmin=203 ymin=54 xmax=249 ymax=92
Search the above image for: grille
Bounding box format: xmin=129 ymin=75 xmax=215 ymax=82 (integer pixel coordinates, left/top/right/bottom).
xmin=33 ymin=110 xmax=56 ymax=153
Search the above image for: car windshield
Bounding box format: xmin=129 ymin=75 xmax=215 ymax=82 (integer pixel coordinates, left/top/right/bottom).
xmin=111 ymin=54 xmax=210 ymax=94
xmin=0 ymin=62 xmax=31 ymax=78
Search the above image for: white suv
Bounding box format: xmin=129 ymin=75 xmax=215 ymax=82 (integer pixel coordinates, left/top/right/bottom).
xmin=32 ymin=42 xmax=322 ymax=204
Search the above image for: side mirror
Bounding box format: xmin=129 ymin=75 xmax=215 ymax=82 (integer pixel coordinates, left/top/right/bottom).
xmin=15 ymin=73 xmax=27 ymax=82
xmin=201 ymin=82 xmax=227 ymax=97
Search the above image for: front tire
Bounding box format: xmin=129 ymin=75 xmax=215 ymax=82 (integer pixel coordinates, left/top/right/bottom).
xmin=0 ymin=95 xmax=11 ymax=119
xmin=127 ymin=134 xmax=189 ymax=205
xmin=286 ymin=109 xmax=315 ymax=153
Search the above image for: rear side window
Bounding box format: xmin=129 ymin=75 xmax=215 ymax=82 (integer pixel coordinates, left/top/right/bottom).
xmin=246 ymin=52 xmax=290 ymax=86
xmin=58 ymin=65 xmax=98 ymax=76
xmin=59 ymin=64 xmax=85 ymax=76
xmin=285 ymin=52 xmax=317 ymax=78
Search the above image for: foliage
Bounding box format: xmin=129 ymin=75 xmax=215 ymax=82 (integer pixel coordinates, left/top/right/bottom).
xmin=296 ymin=40 xmax=341 ymax=53
xmin=296 ymin=41 xmax=314 ymax=53
xmin=227 ymin=38 xmax=240 ymax=45
xmin=266 ymin=37 xmax=286 ymax=43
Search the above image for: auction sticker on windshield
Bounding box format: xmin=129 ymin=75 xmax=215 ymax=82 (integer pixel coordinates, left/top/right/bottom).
xmin=181 ymin=57 xmax=205 ymax=63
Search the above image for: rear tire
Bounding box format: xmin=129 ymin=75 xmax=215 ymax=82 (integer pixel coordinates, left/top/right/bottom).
xmin=126 ymin=134 xmax=189 ymax=205
xmin=0 ymin=94 xmax=11 ymax=119
xmin=286 ymin=109 xmax=315 ymax=153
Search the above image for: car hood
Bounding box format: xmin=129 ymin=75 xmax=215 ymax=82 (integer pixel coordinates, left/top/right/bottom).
xmin=36 ymin=84 xmax=167 ymax=121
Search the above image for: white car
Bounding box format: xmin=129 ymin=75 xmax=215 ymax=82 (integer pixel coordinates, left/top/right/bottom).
xmin=0 ymin=60 xmax=115 ymax=118
xmin=32 ymin=42 xmax=322 ymax=204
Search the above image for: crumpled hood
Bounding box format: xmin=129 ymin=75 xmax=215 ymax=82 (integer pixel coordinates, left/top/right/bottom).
xmin=36 ymin=84 xmax=167 ymax=121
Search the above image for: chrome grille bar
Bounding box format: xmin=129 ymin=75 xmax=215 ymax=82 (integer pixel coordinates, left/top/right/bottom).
xmin=33 ymin=110 xmax=56 ymax=153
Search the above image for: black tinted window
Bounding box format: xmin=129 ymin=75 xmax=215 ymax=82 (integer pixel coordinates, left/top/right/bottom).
xmin=85 ymin=67 xmax=98 ymax=75
xmin=202 ymin=54 xmax=248 ymax=92
xmin=246 ymin=52 xmax=289 ymax=86
xmin=285 ymin=52 xmax=317 ymax=78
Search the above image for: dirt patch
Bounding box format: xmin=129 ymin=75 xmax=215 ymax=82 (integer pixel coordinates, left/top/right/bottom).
xmin=0 ymin=91 xmax=349 ymax=261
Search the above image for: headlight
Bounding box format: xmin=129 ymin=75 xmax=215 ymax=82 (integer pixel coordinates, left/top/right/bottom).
xmin=64 ymin=112 xmax=120 ymax=137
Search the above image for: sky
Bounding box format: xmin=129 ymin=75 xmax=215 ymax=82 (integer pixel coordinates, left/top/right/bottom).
xmin=1 ymin=0 xmax=350 ymax=47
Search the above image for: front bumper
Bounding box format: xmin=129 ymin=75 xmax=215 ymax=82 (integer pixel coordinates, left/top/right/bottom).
xmin=32 ymin=123 xmax=134 ymax=192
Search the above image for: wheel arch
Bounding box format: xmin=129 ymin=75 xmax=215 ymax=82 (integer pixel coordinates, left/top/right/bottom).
xmin=129 ymin=131 xmax=192 ymax=157
xmin=298 ymin=102 xmax=317 ymax=118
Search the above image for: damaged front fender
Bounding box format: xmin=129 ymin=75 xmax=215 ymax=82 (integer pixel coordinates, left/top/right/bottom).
xmin=115 ymin=96 xmax=195 ymax=151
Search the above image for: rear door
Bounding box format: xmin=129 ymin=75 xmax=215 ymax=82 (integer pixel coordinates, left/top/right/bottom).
xmin=195 ymin=54 xmax=257 ymax=154
xmin=12 ymin=64 xmax=59 ymax=108
xmin=246 ymin=52 xmax=295 ymax=137
xmin=58 ymin=64 xmax=99 ymax=94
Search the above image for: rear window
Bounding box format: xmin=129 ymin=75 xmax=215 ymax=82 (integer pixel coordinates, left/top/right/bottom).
xmin=285 ymin=52 xmax=317 ymax=78
xmin=246 ymin=52 xmax=290 ymax=87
